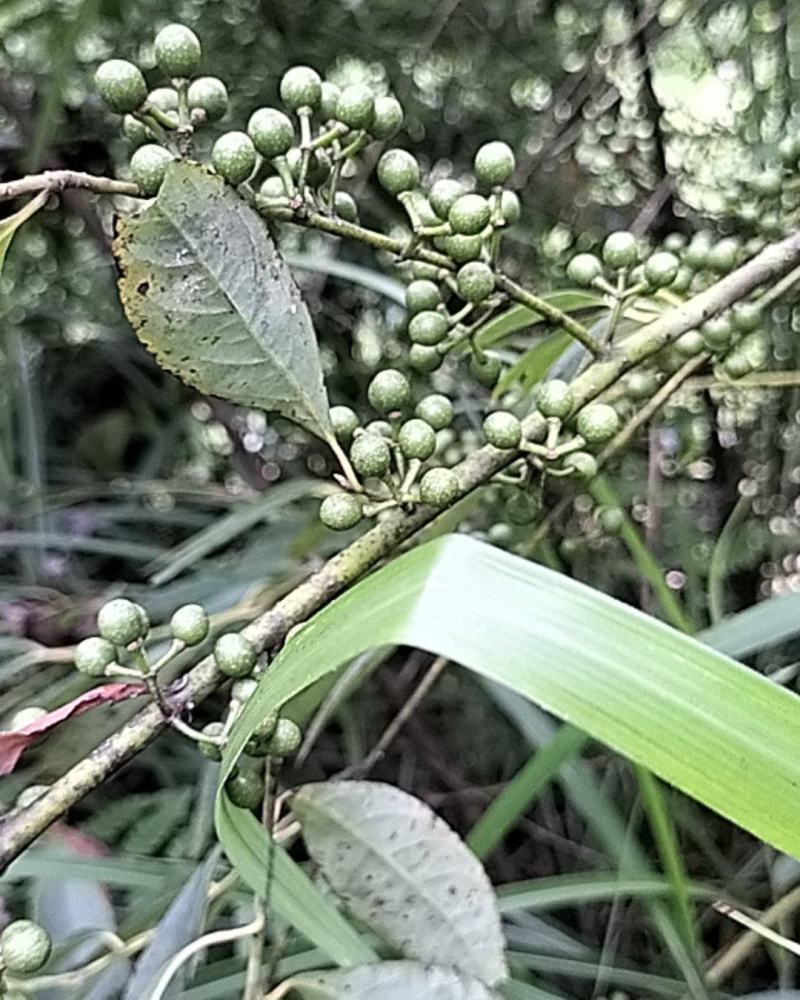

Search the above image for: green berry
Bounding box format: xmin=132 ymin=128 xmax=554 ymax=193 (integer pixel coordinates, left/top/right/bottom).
xmin=526 ymin=411 xmax=548 ymax=443
xmin=566 ymin=253 xmax=602 ymax=286
xmin=0 ymin=920 xmax=52 ymax=974
xmin=259 ymin=176 xmax=287 ymax=199
xmin=732 ymin=302 xmax=761 ymax=332
xmin=644 ymin=251 xmax=680 ymax=288
xmin=330 ymin=405 xmax=359 ymax=441
xmin=576 ymin=403 xmax=619 ymax=443
xmin=500 ymin=189 xmax=521 ymax=225
xmin=448 ymin=194 xmax=491 ymax=235
xmin=9 ymin=706 xmax=48 ymax=730
xmin=675 ymin=329 xmax=705 ymax=358
xmin=95 ymin=59 xmax=147 ymax=114
xmin=408 ymin=310 xmax=448 ymax=346
xmin=365 ymin=419 xmax=393 ymax=437
xmin=199 ymin=721 xmax=225 ymax=761
xmin=779 ymin=133 xmax=800 ymax=165
xmin=456 ymin=261 xmax=494 ymax=303
xmin=663 ymin=233 xmax=687 ymax=252
xmin=319 ymin=493 xmax=362 ymax=531
xmin=226 ymin=769 xmax=264 ymax=810
xmin=247 ymin=107 xmax=294 ymax=159
xmin=602 ymin=231 xmax=637 ymax=269
xmin=429 ymin=179 xmax=464 ymax=219
xmin=488 ymin=522 xmax=513 ymax=546
xmin=97 ymin=598 xmax=147 ymax=646
xmin=683 ymin=235 xmax=711 ymax=270
xmin=419 ymin=467 xmax=460 ymax=508
xmin=751 ymin=168 xmax=782 ymax=198
xmin=708 ymin=237 xmax=739 ymax=274
xmin=626 ymin=370 xmax=658 ymax=400
xmin=123 ymin=114 xmax=150 ymax=146
xmin=415 ymin=393 xmax=453 ymax=430
xmin=350 ymin=434 xmax=392 ymax=477
xmin=483 ymin=411 xmax=522 ymax=449
xmin=474 ymin=141 xmax=516 ymax=186
xmin=441 ymin=233 xmax=483 ymax=263
xmin=598 ymin=506 xmax=625 ymax=533
xmin=370 ymin=96 xmax=404 ymax=139
xmin=212 ymin=131 xmax=256 ymax=185
xmin=187 ymin=76 xmax=228 ymax=122
xmin=409 ymin=344 xmax=442 ymax=372
xmin=722 ymin=351 xmax=751 ymax=379
xmin=232 ymin=678 xmax=258 ymax=702
xmin=377 ymin=149 xmax=420 ymax=195
xmin=563 ymin=451 xmax=598 ymax=480
xmin=398 ymin=418 xmax=436 ymax=460
xmin=368 ymin=369 xmax=411 ymax=413
xmin=170 ymin=604 xmax=210 ymax=645
xmin=537 ymin=379 xmax=573 ymax=419
xmin=701 ymin=315 xmax=733 ymax=350
xmin=505 ymin=490 xmax=538 ymax=525
xmin=335 ymin=84 xmax=375 ymax=130
xmin=319 ymin=81 xmax=342 ymax=121
xmin=280 ymin=65 xmax=322 ymax=110
xmin=470 ymin=352 xmax=502 ymax=388
xmin=147 ymin=87 xmax=179 ymax=113
xmin=267 ymin=717 xmax=303 ymax=756
xmin=334 ymin=191 xmax=359 ymax=222
xmin=671 ymin=266 xmax=693 ymax=293
xmin=154 ymin=23 xmax=201 ymax=78
xmin=286 ymin=146 xmax=331 ymax=185
xmin=405 ymin=279 xmax=441 ymax=314
xmin=214 ymin=633 xmax=257 ymax=677
xmin=130 ymin=144 xmax=173 ymax=196
xmin=74 ymin=636 xmax=117 ymax=677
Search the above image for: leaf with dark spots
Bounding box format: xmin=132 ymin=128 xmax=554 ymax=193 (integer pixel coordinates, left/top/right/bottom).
xmin=113 ymin=161 xmax=332 ymax=439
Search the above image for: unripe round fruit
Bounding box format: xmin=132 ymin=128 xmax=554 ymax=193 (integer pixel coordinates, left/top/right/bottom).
xmin=232 ymin=678 xmax=258 ymax=702
xmin=199 ymin=721 xmax=225 ymax=761
xmin=319 ymin=81 xmax=342 ymax=121
xmin=279 ymin=65 xmax=322 ymax=110
xmin=483 ymin=411 xmax=522 ymax=449
xmin=147 ymin=87 xmax=179 ymax=113
xmin=441 ymin=233 xmax=483 ymax=263
xmin=226 ymin=769 xmax=264 ymax=810
xmin=319 ymin=493 xmax=362 ymax=531
xmin=409 ymin=344 xmax=442 ymax=373
xmin=335 ymin=84 xmax=374 ymax=130
xmin=268 ymin=717 xmax=303 ymax=756
xmin=708 ymin=237 xmax=739 ymax=274
xmin=722 ymin=351 xmax=751 ymax=379
xmin=187 ymin=76 xmax=228 ymax=121
xmin=500 ymin=189 xmax=521 ymax=225
xmin=429 ymin=179 xmax=464 ymax=220
xmin=474 ymin=141 xmax=516 ymax=186
xmin=253 ymin=708 xmax=280 ymax=740
xmin=563 ymin=451 xmax=598 ymax=480
xmin=130 ymin=144 xmax=173 ymax=196
xmin=644 ymin=251 xmax=680 ymax=288
xmin=448 ymin=194 xmax=491 ymax=235
xmin=526 ymin=410 xmax=548 ymax=443
xmin=212 ymin=131 xmax=256 ymax=185
xmin=683 ymin=234 xmax=711 ymax=270
xmin=74 ymin=636 xmax=117 ymax=677
xmin=286 ymin=147 xmax=331 ymax=186
xmin=377 ymin=149 xmax=420 ymax=195
xmin=330 ymin=405 xmax=359 ymax=441
xmin=408 ymin=310 xmax=448 ymax=346
xmin=154 ymin=23 xmax=201 ymax=77
xmin=334 ymin=191 xmax=358 ymax=222
xmin=456 ymin=261 xmax=494 ymax=303
xmin=663 ymin=232 xmax=687 ymax=252
xmin=675 ymin=329 xmax=705 ymax=358
xmin=398 ymin=418 xmax=436 ymax=460
xmin=671 ymin=266 xmax=693 ymax=293
xmin=470 ymin=352 xmax=502 ymax=388
xmin=365 ymin=420 xmax=392 ymax=437
xmin=701 ymin=315 xmax=733 ymax=350
xmin=95 ymin=60 xmax=147 ymax=114
xmin=779 ymin=133 xmax=800 ymax=165
xmin=505 ymin=490 xmax=538 ymax=525
xmin=626 ymin=370 xmax=658 ymax=400
xmin=10 ymin=706 xmax=48 ymax=730
xmin=598 ymin=506 xmax=624 ymax=533
xmin=247 ymin=108 xmax=294 ymax=159
xmin=566 ymin=253 xmax=602 ymax=286
xmin=259 ymin=176 xmax=287 ymax=200
xmin=405 ymin=279 xmax=441 ymax=314
xmin=214 ymin=633 xmax=257 ymax=677
xmin=0 ymin=920 xmax=52 ymax=974
xmin=419 ymin=467 xmax=459 ymax=508
xmin=370 ymin=95 xmax=404 ymax=139
xmin=576 ymin=403 xmax=620 ymax=444
xmin=368 ymin=369 xmax=411 ymax=413
xmin=98 ymin=598 xmax=147 ymax=646
xmin=537 ymin=379 xmax=573 ymax=419
xmin=415 ymin=394 xmax=453 ymax=430
xmin=488 ymin=522 xmax=513 ymax=546
xmin=732 ymin=302 xmax=761 ymax=332
xmin=350 ymin=434 xmax=392 ymax=478
xmin=123 ymin=114 xmax=150 ymax=146
xmin=170 ymin=604 xmax=210 ymax=645
xmin=602 ymin=231 xmax=637 ymax=269
xmin=751 ymin=168 xmax=782 ymax=198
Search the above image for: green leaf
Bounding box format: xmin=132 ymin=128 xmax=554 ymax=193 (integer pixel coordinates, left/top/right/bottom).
xmin=474 ymin=291 xmax=604 ymax=350
xmin=219 ymin=534 xmax=800 ymax=864
xmin=282 ymin=961 xmax=499 ymax=1000
xmin=114 ymin=162 xmax=332 ymax=439
xmin=698 ymin=591 xmax=800 ymax=658
xmin=293 ymin=781 xmax=507 ymax=985
xmin=0 ymin=191 xmax=48 ymax=274
xmin=493 ymin=330 xmax=572 ymax=397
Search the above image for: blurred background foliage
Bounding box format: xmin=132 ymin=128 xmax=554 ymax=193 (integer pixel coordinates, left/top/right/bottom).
xmin=3 ymin=2 xmax=800 ymax=997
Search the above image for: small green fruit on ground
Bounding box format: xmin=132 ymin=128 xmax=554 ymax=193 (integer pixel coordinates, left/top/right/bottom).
xmin=537 ymin=379 xmax=573 ymax=419
xmin=335 ymin=84 xmax=375 ymax=130
xmin=405 ymin=279 xmax=441 ymax=314
xmin=377 ymin=149 xmax=420 ymax=195
xmin=576 ymin=403 xmax=620 ymax=443
xmin=247 ymin=108 xmax=294 ymax=159
xmin=350 ymin=434 xmax=392 ymax=478
xmin=408 ymin=310 xmax=448 ymax=346
xmin=0 ymin=919 xmax=52 ymax=974
xmin=474 ymin=140 xmax=515 ymax=186
xmin=74 ymin=636 xmax=117 ymax=677
xmin=226 ymin=769 xmax=264 ymax=810
xmin=170 ymin=604 xmax=210 ymax=645
xmin=419 ymin=467 xmax=459 ymax=507
xmin=448 ymin=194 xmax=491 ymax=235
xmin=602 ymin=231 xmax=637 ymax=269
xmin=319 ymin=493 xmax=362 ymax=531
xmin=330 ymin=405 xmax=359 ymax=441
xmin=268 ymin=717 xmax=303 ymax=756
xmin=187 ymin=76 xmax=228 ymax=121
xmin=370 ymin=95 xmax=404 ymax=139
xmin=368 ymin=369 xmax=411 ymax=412
xmin=456 ymin=261 xmax=494 ymax=303
xmin=130 ymin=144 xmax=173 ymax=196
xmin=212 ymin=132 xmax=256 ymax=185
xmin=564 ymin=451 xmax=598 ymax=480
xmin=97 ymin=598 xmax=147 ymax=646
xmin=398 ymin=418 xmax=436 ymax=460
xmin=429 ymin=178 xmax=464 ymax=219
xmin=154 ymin=23 xmax=201 ymax=77
xmin=95 ymin=59 xmax=147 ymax=114
xmin=214 ymin=633 xmax=257 ymax=677
xmin=280 ymin=65 xmax=322 ymax=110
xmin=415 ymin=393 xmax=453 ymax=430
xmin=483 ymin=411 xmax=522 ymax=449
xmin=644 ymin=251 xmax=680 ymax=288
xmin=566 ymin=253 xmax=602 ymax=286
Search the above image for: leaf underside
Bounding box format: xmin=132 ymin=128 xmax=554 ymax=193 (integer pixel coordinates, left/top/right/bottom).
xmin=285 ymin=960 xmax=499 ymax=1000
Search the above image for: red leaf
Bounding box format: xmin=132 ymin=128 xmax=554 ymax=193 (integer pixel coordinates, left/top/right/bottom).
xmin=0 ymin=683 xmax=146 ymax=776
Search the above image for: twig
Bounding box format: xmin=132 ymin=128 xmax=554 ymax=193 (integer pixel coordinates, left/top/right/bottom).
xmin=493 ymin=273 xmax=602 ymax=356
xmin=0 ymin=170 xmax=140 ymax=202
xmin=708 ymin=886 xmax=800 ymax=984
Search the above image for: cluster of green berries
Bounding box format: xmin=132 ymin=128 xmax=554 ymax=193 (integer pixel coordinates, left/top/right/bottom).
xmin=0 ymin=919 xmax=52 ymax=977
